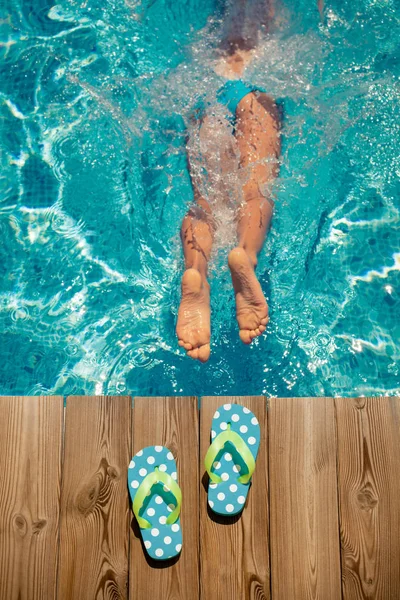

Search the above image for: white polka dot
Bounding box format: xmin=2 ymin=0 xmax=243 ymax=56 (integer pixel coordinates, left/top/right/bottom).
xmin=243 ymin=407 xmax=250 ymax=414
xmin=209 ymin=501 xmax=214 ymax=508
xmin=147 ymin=456 xmax=155 ymax=465
xmin=171 ymin=523 xmax=180 ymax=532
xmin=238 ymin=496 xmax=246 ymax=504
xmin=214 ymin=410 xmax=220 ymax=418
xmin=164 ymin=536 xmax=172 ymax=544
xmin=163 ymin=485 xmax=170 ymax=493
xmin=213 ymin=461 xmax=221 ymax=470
xmin=221 ymin=473 xmax=229 ymax=481
xmin=225 ymin=453 xmax=232 ymax=462
xmin=159 ymin=516 xmax=167 ymax=524
xmin=136 ymin=450 xmax=143 ymax=457
xmin=168 ymin=504 xmax=176 ymax=512
xmin=129 ymin=460 xmax=135 ymax=469
xmin=147 ymin=508 xmax=155 ymax=516
xmin=248 ymin=436 xmax=256 ymax=445
xmin=240 ymin=425 xmax=248 ymax=434
xmin=155 ymin=496 xmax=163 ymax=504
xmin=131 ymin=480 xmax=139 ymax=489
xmin=139 ymin=468 xmax=147 ymax=477
xmin=159 ymin=464 xmax=167 ymax=472
xmin=171 ymin=472 xmax=177 ymax=480
xmin=233 ymin=464 xmax=241 ymax=473
xmin=211 ymin=430 xmax=216 ymax=439
xmin=220 ymin=422 xmax=227 ymax=431
xmin=155 ymin=446 xmax=163 ymax=452
xmin=226 ymin=504 xmax=234 ymax=513
xmin=167 ymin=451 xmax=174 ymax=460
xmin=144 ymin=540 xmax=152 ymax=549
xmin=217 ymin=492 xmax=225 ymax=501
xmin=176 ymin=543 xmax=182 ymax=552
xmin=155 ymin=548 xmax=163 ymax=557
xmin=223 ymin=404 xmax=231 ymax=410
xmin=229 ymin=484 xmax=238 ymax=492
xmin=251 ymin=417 xmax=259 ymax=425
xmin=151 ymin=528 xmax=159 ymax=537
xmin=231 ymin=414 xmax=240 ymax=422
xmin=209 ymin=483 xmax=217 ymax=489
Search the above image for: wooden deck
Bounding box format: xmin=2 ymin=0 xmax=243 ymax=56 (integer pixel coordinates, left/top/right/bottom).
xmin=0 ymin=396 xmax=399 ymax=599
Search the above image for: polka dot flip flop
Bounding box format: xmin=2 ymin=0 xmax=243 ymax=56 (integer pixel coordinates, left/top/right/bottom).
xmin=205 ymin=403 xmax=260 ymax=516
xmin=128 ymin=446 xmax=183 ymax=561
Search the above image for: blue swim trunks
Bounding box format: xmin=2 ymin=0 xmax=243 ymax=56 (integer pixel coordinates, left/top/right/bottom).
xmin=216 ymin=79 xmax=266 ymax=119
xmin=193 ymin=79 xmax=266 ymax=125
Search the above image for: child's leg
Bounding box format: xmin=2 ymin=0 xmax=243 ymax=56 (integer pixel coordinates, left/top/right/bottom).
xmin=228 ymin=91 xmax=281 ymax=343
xmin=176 ymin=161 xmax=213 ymax=363
xmin=180 ymin=196 xmax=213 ymax=280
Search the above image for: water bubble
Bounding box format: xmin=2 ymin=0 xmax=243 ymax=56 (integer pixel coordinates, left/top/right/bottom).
xmin=66 ymin=344 xmax=79 ymax=356
xmin=11 ymin=307 xmax=29 ymax=322
xmin=129 ymin=349 xmax=153 ymax=369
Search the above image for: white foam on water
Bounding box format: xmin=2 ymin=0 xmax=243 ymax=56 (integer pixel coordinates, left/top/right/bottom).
xmin=4 ymin=99 xmax=27 ymax=120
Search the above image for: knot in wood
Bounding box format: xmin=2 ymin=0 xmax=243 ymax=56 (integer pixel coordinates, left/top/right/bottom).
xmin=76 ymin=473 xmax=101 ymax=516
xmin=356 ymin=485 xmax=378 ymax=511
xmin=13 ymin=514 xmax=28 ymax=537
xmin=75 ymin=458 xmax=118 ymax=515
xmin=354 ymin=397 xmax=366 ymax=410
xmin=107 ymin=466 xmax=119 ymax=480
xmin=250 ymin=576 xmax=267 ymax=599
xmin=102 ymin=572 xmax=120 ymax=599
xmin=32 ymin=519 xmax=47 ymax=534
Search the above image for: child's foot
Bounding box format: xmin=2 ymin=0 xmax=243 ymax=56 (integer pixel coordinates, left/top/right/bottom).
xmin=228 ymin=247 xmax=269 ymax=344
xmin=176 ymin=268 xmax=211 ymax=362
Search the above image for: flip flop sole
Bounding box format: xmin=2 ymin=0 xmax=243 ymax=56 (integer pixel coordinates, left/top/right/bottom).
xmin=207 ymin=403 xmax=260 ymax=516
xmin=128 ymin=446 xmax=182 ymax=560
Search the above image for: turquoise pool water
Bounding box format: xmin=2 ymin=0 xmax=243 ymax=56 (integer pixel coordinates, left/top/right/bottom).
xmin=1 ymin=0 xmax=399 ymax=397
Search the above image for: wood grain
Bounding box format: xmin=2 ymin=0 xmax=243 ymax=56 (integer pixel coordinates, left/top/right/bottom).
xmin=0 ymin=395 xmax=63 ymax=600
xmin=335 ymin=396 xmax=400 ymax=599
xmin=58 ymin=395 xmax=131 ymax=600
xmin=130 ymin=396 xmax=199 ymax=600
xmin=269 ymin=397 xmax=341 ymax=600
xmin=200 ymin=396 xmax=269 ymax=600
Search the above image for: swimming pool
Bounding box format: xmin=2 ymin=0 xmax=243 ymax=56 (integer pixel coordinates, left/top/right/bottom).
xmin=0 ymin=0 xmax=399 ymax=397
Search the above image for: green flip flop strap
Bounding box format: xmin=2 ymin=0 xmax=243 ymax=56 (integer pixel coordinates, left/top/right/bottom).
xmin=204 ymin=428 xmax=256 ymax=485
xmin=132 ymin=468 xmax=182 ymax=529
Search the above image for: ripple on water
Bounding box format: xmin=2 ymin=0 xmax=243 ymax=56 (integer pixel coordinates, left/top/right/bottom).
xmin=10 ymin=307 xmax=29 ymax=323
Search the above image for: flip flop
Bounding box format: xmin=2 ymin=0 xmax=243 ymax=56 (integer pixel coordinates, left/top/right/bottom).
xmin=205 ymin=403 xmax=260 ymax=516
xmin=128 ymin=445 xmax=183 ymax=560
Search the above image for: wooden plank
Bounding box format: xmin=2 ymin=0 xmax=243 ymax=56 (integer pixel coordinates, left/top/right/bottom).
xmin=130 ymin=396 xmax=199 ymax=600
xmin=58 ymin=395 xmax=131 ymax=600
xmin=335 ymin=396 xmax=400 ymax=599
xmin=0 ymin=396 xmax=63 ymax=600
xmin=200 ymin=396 xmax=269 ymax=600
xmin=269 ymin=397 xmax=341 ymax=600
